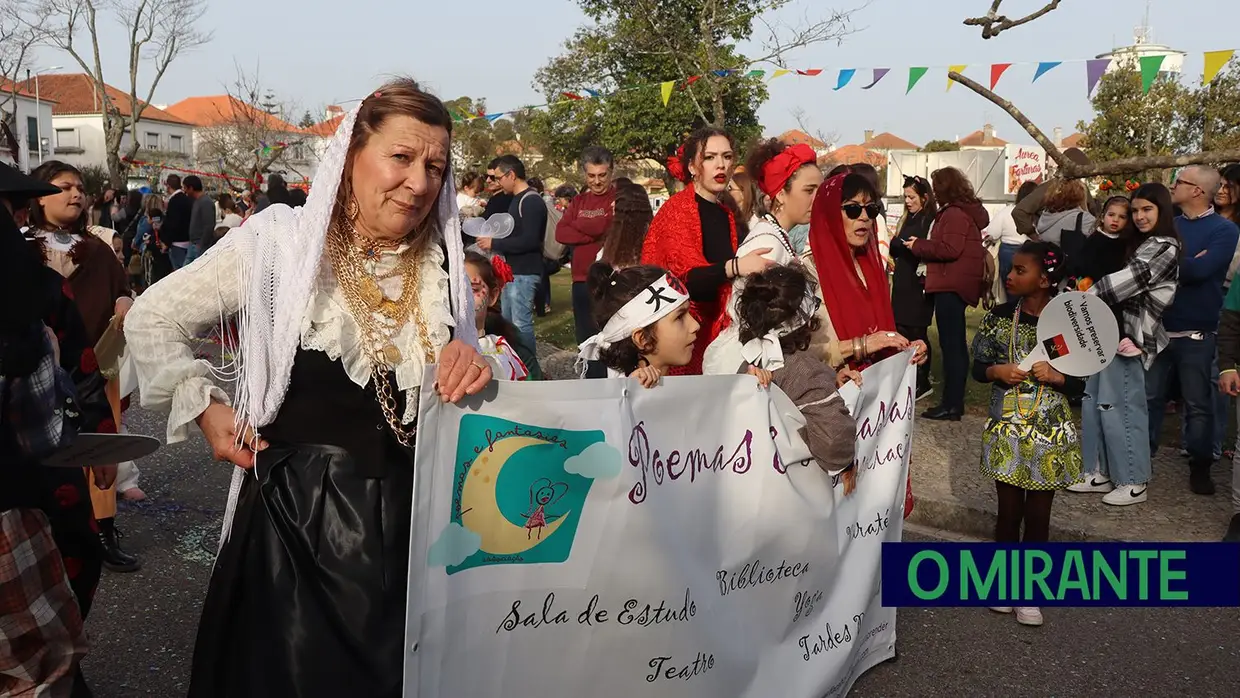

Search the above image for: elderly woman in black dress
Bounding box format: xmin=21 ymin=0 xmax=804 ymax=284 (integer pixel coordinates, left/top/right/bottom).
xmin=125 ymin=79 xmax=491 ymax=697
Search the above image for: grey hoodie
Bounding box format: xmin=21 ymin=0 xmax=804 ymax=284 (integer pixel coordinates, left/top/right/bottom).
xmin=1035 ymin=208 xmax=1095 ymax=247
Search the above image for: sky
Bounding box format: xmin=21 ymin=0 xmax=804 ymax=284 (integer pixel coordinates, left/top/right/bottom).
xmin=31 ymin=0 xmax=1239 ymax=148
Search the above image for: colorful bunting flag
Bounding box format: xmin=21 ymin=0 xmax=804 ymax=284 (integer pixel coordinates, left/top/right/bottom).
xmin=682 ymin=75 xmax=701 ymax=89
xmin=660 ymin=81 xmax=675 ymax=106
xmin=1086 ymin=58 xmax=1111 ymax=95
xmin=906 ymin=67 xmax=928 ymax=93
xmin=561 ymin=92 xmax=584 ymax=101
xmin=746 ymin=69 xmax=765 ymax=78
xmin=797 ymin=69 xmax=823 ymax=76
xmin=1204 ymin=50 xmax=1235 ymax=85
xmin=835 ymin=69 xmax=856 ymax=90
xmin=713 ymin=69 xmax=732 ymax=78
xmin=1032 ymin=61 xmax=1061 ymax=82
xmin=861 ymin=68 xmax=890 ymax=89
xmin=584 ymin=89 xmax=602 ymax=98
xmin=946 ymin=65 xmax=967 ymax=90
xmin=989 ymin=63 xmax=1012 ymax=90
xmin=485 ymin=113 xmax=504 ymax=122
xmin=1139 ymin=55 xmax=1166 ymax=93
xmin=771 ymin=69 xmax=791 ymax=80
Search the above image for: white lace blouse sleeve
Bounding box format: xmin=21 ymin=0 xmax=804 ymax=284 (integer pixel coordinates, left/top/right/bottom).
xmin=124 ymin=232 xmax=251 ymax=443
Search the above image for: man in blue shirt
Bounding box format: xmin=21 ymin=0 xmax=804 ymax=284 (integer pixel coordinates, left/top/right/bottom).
xmin=1148 ymin=166 xmax=1240 ymax=496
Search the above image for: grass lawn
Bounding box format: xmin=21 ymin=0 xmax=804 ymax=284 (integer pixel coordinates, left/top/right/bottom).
xmin=530 ymin=282 xmax=1228 ymax=446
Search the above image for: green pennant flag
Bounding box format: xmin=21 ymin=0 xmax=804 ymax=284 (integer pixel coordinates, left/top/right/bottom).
xmin=907 ymin=67 xmax=928 ymax=94
xmin=1139 ymin=55 xmax=1166 ymax=93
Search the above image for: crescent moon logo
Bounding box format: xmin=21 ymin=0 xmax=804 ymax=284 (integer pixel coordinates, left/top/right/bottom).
xmin=458 ymin=436 xmax=574 ymax=556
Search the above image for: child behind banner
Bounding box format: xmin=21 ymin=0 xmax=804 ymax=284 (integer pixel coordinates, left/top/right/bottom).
xmin=970 ymin=241 xmax=1084 ymax=628
xmin=734 ymin=266 xmax=856 ymax=486
xmin=580 ymin=262 xmax=772 ymax=389
xmin=465 ymin=251 xmax=532 ymax=381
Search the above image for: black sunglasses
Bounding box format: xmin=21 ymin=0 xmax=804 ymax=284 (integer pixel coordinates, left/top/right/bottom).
xmin=842 ymin=202 xmax=883 ymax=220
xmin=485 ymin=173 xmax=505 ymax=181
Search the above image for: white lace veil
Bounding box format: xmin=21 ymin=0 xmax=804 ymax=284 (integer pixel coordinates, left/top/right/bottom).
xmin=216 ymin=96 xmax=477 ymax=544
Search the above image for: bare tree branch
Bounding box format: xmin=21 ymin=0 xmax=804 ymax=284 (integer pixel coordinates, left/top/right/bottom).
xmin=33 ymin=0 xmax=210 ymax=186
xmin=948 ymin=70 xmax=1240 ymax=178
xmin=749 ymin=7 xmax=859 ymax=67
xmin=963 ymin=0 xmax=1061 ymax=40
xmin=633 ymin=0 xmax=711 ymax=124
xmin=195 ymin=62 xmax=308 ymax=187
xmin=0 ymin=2 xmax=41 ymax=137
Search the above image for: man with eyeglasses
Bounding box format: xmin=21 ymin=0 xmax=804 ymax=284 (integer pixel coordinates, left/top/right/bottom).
xmin=482 ymin=158 xmax=514 ymax=221
xmin=1150 ymin=166 xmax=1239 ymax=498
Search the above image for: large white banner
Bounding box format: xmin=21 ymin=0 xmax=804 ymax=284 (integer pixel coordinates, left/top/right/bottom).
xmin=404 ymin=352 xmax=916 ymax=697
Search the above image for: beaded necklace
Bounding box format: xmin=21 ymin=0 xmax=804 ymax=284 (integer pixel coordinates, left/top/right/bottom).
xmin=1008 ymin=300 xmax=1045 ymax=419
xmin=759 ymin=213 xmax=796 ymax=258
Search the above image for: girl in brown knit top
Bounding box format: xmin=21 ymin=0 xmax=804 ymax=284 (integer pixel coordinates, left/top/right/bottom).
xmin=736 ymin=265 xmax=856 ymax=480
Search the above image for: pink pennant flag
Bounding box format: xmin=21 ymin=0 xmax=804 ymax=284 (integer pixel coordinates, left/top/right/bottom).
xmin=1086 ymin=58 xmax=1111 ymax=96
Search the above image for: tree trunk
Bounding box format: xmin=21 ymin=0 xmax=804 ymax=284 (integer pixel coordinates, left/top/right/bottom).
xmin=711 ymin=88 xmax=725 ymax=128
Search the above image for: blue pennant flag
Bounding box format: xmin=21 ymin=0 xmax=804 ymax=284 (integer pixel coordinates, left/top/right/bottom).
xmin=1032 ymin=61 xmax=1062 ymax=83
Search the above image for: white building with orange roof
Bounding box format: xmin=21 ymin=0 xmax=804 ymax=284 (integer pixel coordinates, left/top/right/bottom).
xmin=0 ymin=77 xmax=57 ymax=171
xmin=26 ymin=73 xmax=193 ymax=172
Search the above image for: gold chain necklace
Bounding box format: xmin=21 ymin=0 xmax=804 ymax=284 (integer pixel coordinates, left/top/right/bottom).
xmin=326 ymin=222 xmax=436 ymax=447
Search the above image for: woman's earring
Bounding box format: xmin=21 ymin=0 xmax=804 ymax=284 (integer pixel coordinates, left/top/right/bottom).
xmin=345 ymin=195 xmax=359 ymax=221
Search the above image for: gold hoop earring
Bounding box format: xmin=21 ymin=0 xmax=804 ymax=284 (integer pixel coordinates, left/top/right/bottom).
xmin=345 ymin=196 xmax=359 ymax=221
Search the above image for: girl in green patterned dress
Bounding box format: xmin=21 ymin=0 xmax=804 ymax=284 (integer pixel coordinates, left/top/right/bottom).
xmin=971 ymin=240 xmax=1085 ymax=627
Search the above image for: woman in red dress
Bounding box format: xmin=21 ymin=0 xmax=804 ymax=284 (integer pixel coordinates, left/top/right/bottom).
xmin=641 ymin=127 xmax=774 ymax=374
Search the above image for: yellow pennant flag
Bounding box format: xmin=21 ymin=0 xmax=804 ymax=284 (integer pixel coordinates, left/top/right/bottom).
xmin=947 ymin=64 xmax=967 ymax=90
xmin=661 ymin=80 xmax=675 ymax=106
xmin=1204 ymin=50 xmax=1235 ymax=86
xmin=771 ymin=69 xmax=791 ymax=80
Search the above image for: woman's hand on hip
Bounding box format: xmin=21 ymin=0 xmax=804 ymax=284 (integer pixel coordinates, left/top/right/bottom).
xmin=197 ymin=401 xmax=267 ymax=469
xmin=437 ymin=340 xmax=493 ymax=403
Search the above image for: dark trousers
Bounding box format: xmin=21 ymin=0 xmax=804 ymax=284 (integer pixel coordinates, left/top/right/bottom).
xmin=933 ymin=292 xmax=969 ymax=412
xmin=1147 ymin=333 xmax=1217 ymax=470
xmin=897 ymin=323 xmax=933 ymax=396
xmin=572 ymin=281 xmax=607 ymax=378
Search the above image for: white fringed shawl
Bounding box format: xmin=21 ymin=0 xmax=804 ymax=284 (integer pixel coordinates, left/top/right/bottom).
xmin=217 ymin=102 xmax=478 ymax=543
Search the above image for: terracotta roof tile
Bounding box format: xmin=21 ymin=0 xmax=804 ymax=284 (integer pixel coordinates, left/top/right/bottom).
xmin=779 ymin=129 xmax=827 ymax=149
xmin=0 ymin=77 xmax=57 ymax=102
xmin=1061 ymin=132 xmax=1086 ymax=148
xmin=862 ymin=132 xmax=919 ymax=150
xmin=305 ymin=113 xmax=344 ymax=137
xmin=818 ymin=145 xmax=886 ymax=168
xmin=23 ymin=74 xmax=187 ymax=124
xmin=164 ymin=95 xmax=303 ymax=132
xmin=957 ymin=129 xmax=1008 ymax=147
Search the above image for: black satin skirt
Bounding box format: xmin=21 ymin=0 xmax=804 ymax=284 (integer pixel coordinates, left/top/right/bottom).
xmin=188 ymin=444 xmax=413 ymax=698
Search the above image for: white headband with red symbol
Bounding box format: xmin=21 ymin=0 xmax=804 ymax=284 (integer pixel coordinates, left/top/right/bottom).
xmin=577 ymin=272 xmax=690 ymax=363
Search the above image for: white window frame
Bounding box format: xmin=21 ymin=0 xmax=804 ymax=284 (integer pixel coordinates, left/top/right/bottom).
xmin=145 ymin=131 xmax=160 ymax=150
xmin=55 ymin=128 xmax=78 ymax=149
xmin=169 ymin=134 xmax=184 ymax=153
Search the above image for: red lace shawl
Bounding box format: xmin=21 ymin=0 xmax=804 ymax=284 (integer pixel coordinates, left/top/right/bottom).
xmin=640 ymin=186 xmax=737 ymax=375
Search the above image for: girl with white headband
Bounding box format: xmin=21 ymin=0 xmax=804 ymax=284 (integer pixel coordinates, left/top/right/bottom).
xmin=579 ymin=261 xmax=773 ymax=389
xmin=735 ymin=265 xmax=857 ymax=487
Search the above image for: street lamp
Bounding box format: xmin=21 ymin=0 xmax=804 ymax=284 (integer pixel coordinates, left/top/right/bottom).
xmin=26 ymin=65 xmax=63 ymax=166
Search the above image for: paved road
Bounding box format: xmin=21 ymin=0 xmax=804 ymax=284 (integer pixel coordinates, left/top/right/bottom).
xmin=79 ymin=404 xmax=1240 ymax=697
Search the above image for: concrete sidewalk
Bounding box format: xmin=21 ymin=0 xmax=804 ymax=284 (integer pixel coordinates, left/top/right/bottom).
xmin=908 ymin=413 xmax=1234 ymax=542
xmin=539 ymin=346 xmax=1234 ymax=543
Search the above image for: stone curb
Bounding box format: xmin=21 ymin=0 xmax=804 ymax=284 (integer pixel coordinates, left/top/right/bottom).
xmin=905 ymin=492 xmax=1120 ymax=543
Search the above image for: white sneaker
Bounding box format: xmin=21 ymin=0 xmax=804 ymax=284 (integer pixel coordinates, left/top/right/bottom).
xmin=988 ymin=606 xmax=1013 ymax=614
xmin=1102 ymin=484 xmax=1147 ymax=506
xmin=1067 ymin=475 xmax=1113 ymax=493
xmin=1015 ymin=607 xmax=1043 ymax=626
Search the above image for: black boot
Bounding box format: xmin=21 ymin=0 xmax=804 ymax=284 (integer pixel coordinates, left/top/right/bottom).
xmin=98 ymin=517 xmax=141 ymax=573
xmin=920 ymin=405 xmax=962 ymax=421
xmin=1188 ymin=462 xmax=1216 ymax=496
xmin=1224 ymin=514 xmax=1240 ymax=543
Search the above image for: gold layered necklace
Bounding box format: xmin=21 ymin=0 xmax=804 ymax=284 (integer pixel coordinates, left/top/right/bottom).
xmin=325 ymin=219 xmax=435 ymax=447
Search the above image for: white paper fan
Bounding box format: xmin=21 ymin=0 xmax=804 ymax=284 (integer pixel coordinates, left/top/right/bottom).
xmin=462 ymin=213 xmax=515 ymax=240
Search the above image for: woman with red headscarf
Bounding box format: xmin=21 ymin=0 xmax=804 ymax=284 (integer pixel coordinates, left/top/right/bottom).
xmin=802 ymin=172 xmax=928 ymax=372
xmin=703 ymin=139 xmax=822 ymax=375
xmin=641 ymin=127 xmax=774 ymax=374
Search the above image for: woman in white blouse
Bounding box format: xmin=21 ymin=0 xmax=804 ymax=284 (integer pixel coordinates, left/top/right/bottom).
xmin=124 ymin=79 xmax=491 ymax=697
xmin=703 ymin=139 xmax=822 ymax=374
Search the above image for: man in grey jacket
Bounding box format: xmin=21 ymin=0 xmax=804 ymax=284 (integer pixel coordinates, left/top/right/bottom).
xmin=184 ymin=175 xmax=217 ymax=257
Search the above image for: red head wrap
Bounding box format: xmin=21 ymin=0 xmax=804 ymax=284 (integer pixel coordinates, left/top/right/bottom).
xmin=759 ymin=143 xmax=817 ymax=199
xmin=806 ymin=173 xmax=895 ymax=355
xmin=665 ymin=144 xmax=688 ymax=183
